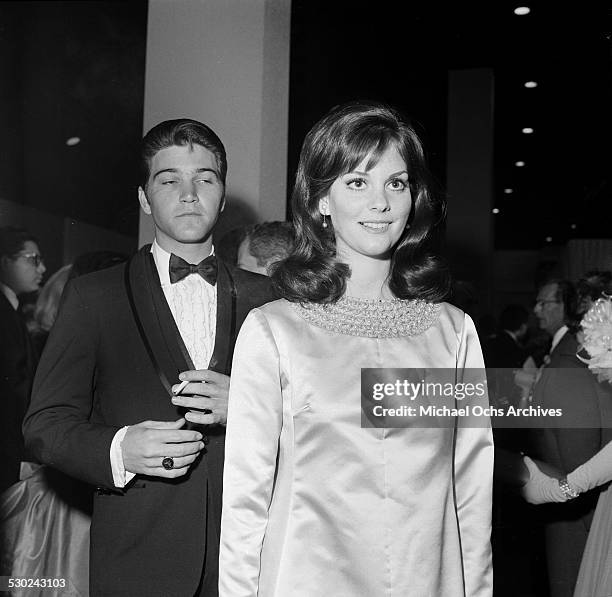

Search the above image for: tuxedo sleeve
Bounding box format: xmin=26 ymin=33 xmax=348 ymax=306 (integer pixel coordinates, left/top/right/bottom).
xmin=23 ymin=280 xmax=120 ymax=489
xmin=454 ymin=313 xmax=494 ymax=597
xmin=219 ymin=309 xmax=282 ymax=597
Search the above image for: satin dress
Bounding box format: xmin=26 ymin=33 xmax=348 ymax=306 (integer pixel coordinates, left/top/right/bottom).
xmin=219 ymin=299 xmax=493 ymax=597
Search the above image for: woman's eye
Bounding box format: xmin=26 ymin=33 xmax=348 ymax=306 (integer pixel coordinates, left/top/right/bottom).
xmin=347 ymin=178 xmax=366 ymax=189
xmin=388 ymin=179 xmax=407 ymax=190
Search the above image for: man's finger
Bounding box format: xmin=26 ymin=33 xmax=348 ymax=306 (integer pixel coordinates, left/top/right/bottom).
xmin=144 ymin=428 xmax=203 ymax=443
xmin=144 ymin=452 xmax=200 ymax=469
xmin=185 ymin=411 xmax=219 ymax=425
xmin=179 ymin=369 xmax=229 ymax=385
xmin=143 ymin=440 xmax=204 ymax=459
xmin=172 ymin=396 xmax=217 ymax=410
xmin=140 ymin=418 xmax=186 ymax=430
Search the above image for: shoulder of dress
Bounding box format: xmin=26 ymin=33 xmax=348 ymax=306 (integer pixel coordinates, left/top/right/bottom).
xmin=434 ymin=302 xmax=468 ymax=326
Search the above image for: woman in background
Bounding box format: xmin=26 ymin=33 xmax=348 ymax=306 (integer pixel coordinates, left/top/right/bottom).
xmin=219 ymin=101 xmax=493 ymax=597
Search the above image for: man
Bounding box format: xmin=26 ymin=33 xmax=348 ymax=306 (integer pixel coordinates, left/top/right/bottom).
xmin=23 ymin=119 xmax=275 ymax=596
xmin=0 ymin=227 xmax=45 ymax=493
xmin=529 ymin=279 xmax=609 ymax=597
xmin=236 ymin=221 xmax=294 ymax=275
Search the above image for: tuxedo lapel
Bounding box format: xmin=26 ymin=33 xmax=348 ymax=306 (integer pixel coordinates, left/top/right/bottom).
xmin=126 ymin=247 xmax=193 ymax=396
xmin=208 ymin=260 xmax=236 ymax=375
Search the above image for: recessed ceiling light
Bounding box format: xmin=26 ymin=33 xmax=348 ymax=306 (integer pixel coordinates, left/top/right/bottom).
xmin=524 ymin=81 xmax=538 ymax=88
xmin=522 ymin=127 xmax=534 ymax=134
xmin=515 ymin=161 xmax=526 ymax=167
xmin=514 ymin=7 xmax=531 ymax=16
xmin=504 ymin=188 xmax=513 ymax=194
xmin=545 ymin=236 xmax=552 ymax=242
xmin=571 ymin=224 xmax=577 ymax=230
xmin=492 ymin=208 xmax=500 ymax=214
xmin=66 ymin=137 xmax=80 ymax=146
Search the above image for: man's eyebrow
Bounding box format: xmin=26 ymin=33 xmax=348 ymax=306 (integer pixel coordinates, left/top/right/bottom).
xmin=152 ymin=167 xmax=219 ymax=179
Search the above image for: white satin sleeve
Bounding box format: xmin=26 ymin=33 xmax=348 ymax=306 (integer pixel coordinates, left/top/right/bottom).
xmin=454 ymin=313 xmax=494 ymax=597
xmin=219 ymin=309 xmax=283 ymax=597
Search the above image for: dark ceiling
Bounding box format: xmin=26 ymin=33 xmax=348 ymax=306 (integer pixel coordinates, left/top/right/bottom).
xmin=1 ymin=1 xmax=610 ymax=251
xmin=289 ymin=1 xmax=612 ymax=250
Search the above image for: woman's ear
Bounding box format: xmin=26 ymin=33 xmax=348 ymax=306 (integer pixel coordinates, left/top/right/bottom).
xmin=318 ymin=196 xmax=330 ymax=216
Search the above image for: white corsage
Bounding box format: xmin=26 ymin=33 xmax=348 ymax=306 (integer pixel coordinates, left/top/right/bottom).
xmin=578 ymin=294 xmax=612 ymax=384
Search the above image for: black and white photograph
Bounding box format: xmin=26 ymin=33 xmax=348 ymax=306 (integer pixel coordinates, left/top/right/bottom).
xmin=0 ymin=1 xmax=611 ymax=596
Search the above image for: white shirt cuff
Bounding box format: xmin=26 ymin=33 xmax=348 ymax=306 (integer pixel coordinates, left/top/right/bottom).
xmin=110 ymin=426 xmax=136 ymax=488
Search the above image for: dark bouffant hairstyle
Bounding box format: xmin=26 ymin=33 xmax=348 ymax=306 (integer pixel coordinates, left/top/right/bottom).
xmin=271 ymin=101 xmax=450 ymax=303
xmin=0 ymin=226 xmax=37 ymax=259
xmin=140 ymin=118 xmax=227 ymax=188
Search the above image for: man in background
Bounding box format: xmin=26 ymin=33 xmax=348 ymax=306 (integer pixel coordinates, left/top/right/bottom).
xmin=0 ymin=226 xmax=46 ymax=493
xmin=237 ymin=220 xmax=294 ymax=275
xmin=529 ymin=279 xmax=609 ymax=597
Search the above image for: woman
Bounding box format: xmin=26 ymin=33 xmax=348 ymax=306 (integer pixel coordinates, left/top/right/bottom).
xmin=219 ymin=101 xmax=493 ymax=597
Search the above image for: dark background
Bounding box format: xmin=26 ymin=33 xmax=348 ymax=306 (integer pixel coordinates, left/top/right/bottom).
xmin=0 ymin=1 xmax=610 ymax=249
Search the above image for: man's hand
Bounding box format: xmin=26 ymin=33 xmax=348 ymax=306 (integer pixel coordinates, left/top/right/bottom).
xmin=122 ymin=418 xmax=204 ymax=478
xmin=171 ymin=369 xmax=229 ymax=426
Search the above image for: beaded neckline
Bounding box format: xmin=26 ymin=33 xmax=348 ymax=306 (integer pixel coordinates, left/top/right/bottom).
xmin=292 ymin=295 xmax=440 ymax=338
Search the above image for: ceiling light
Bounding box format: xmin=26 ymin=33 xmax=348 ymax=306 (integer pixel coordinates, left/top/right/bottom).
xmin=545 ymin=236 xmax=552 ymax=243
xmin=492 ymin=208 xmax=500 ymax=214
xmin=522 ymin=127 xmax=534 ymax=134
xmin=524 ymin=81 xmax=538 ymax=88
xmin=514 ymin=7 xmax=531 ymax=15
xmin=504 ymin=188 xmax=513 ymax=194
xmin=571 ymin=224 xmax=577 ymax=230
xmin=515 ymin=161 xmax=525 ymax=167
xmin=66 ymin=137 xmax=80 ymax=146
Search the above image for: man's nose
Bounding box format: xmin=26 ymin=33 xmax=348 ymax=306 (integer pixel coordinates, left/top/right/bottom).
xmin=180 ymin=181 xmax=198 ymax=202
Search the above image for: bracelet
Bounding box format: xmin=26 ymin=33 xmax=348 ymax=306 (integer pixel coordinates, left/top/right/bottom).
xmin=558 ymin=477 xmax=580 ymax=500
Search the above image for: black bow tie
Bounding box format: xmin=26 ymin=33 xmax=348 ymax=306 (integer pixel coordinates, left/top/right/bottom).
xmin=169 ymin=253 xmax=218 ymax=286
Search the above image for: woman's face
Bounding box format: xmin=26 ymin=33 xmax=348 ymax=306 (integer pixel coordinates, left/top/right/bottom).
xmin=319 ymin=145 xmax=412 ymax=263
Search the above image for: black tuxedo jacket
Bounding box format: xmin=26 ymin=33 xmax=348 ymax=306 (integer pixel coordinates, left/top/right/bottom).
xmin=23 ymin=246 xmax=275 ymax=597
xmin=529 ymin=330 xmax=612 ymax=597
xmin=0 ymin=292 xmax=37 ymax=493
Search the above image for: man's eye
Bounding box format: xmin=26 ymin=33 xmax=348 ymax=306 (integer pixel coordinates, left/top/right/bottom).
xmin=347 ymin=178 xmax=366 ymax=189
xmin=160 ymin=180 xmax=178 ymax=185
xmin=196 ymin=178 xmax=214 ymax=184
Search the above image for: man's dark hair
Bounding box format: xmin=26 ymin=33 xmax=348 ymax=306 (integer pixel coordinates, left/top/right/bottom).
xmin=542 ymin=278 xmax=579 ymax=331
xmin=0 ymin=226 xmax=37 ymax=259
xmin=140 ymin=118 xmax=227 ymax=188
xmin=245 ymin=221 xmax=294 ymax=268
xmin=499 ymin=304 xmax=529 ymax=332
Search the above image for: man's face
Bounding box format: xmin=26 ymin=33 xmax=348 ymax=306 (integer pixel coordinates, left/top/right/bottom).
xmin=534 ymin=283 xmax=565 ymax=335
xmin=138 ymin=144 xmax=225 ymax=254
xmin=0 ymin=240 xmax=46 ymax=295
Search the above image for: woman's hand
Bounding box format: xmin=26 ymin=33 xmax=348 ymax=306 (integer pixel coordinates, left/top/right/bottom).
xmin=521 ymin=456 xmax=567 ymax=504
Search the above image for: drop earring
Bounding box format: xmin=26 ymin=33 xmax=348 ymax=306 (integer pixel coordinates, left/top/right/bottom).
xmin=322 ymin=214 xmax=328 ymax=229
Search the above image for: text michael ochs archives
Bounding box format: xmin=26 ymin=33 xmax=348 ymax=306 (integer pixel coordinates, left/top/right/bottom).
xmin=361 ymin=368 xmax=577 ymax=430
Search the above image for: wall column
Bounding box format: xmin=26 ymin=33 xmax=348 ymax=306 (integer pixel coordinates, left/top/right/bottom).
xmin=446 ymin=68 xmax=495 ymax=312
xmin=139 ymin=0 xmax=291 ymax=246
